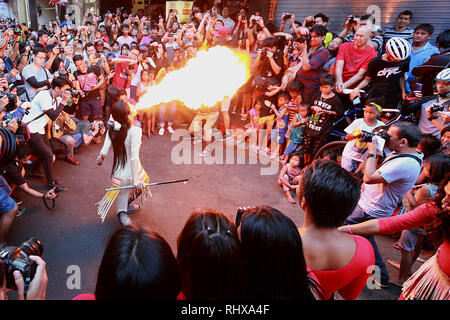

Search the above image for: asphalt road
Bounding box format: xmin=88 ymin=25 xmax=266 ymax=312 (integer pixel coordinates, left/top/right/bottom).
xmin=5 ymin=121 xmax=427 ymax=300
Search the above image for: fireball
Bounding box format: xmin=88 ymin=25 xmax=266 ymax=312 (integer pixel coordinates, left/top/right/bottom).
xmin=135 ymin=46 xmax=251 ymax=111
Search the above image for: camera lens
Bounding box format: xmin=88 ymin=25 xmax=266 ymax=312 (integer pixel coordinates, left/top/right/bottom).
xmin=19 ymin=238 xmax=44 ymax=257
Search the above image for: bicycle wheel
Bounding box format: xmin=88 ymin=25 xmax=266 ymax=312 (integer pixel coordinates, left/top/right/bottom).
xmin=313 ymin=141 xmax=348 ymax=164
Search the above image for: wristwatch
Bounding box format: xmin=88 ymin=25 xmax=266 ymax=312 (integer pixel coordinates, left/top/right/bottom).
xmin=368 ymin=153 xmax=376 ymax=158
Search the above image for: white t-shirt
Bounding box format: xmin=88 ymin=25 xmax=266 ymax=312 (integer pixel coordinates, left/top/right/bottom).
xmin=22 ymin=90 xmax=61 ymax=135
xmin=358 ymin=152 xmax=423 ymax=218
xmin=116 ymin=35 xmax=135 ymax=51
xmin=21 ymin=64 xmax=53 ymax=101
xmin=418 ymin=98 xmax=449 ymax=139
xmin=342 ymin=118 xmax=385 ymax=162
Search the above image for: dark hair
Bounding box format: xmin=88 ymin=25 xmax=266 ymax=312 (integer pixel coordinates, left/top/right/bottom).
xmin=95 ymin=226 xmax=181 ymax=300
xmin=37 ymin=30 xmax=49 ymax=38
xmin=397 ymin=10 xmax=413 ymax=19
xmin=424 ymin=173 xmax=450 ymax=242
xmin=177 ymin=209 xmax=245 ymax=300
xmin=418 ymin=134 xmax=442 ymax=159
xmin=261 ymin=37 xmax=279 ymax=49
xmin=314 ymin=13 xmax=329 ymax=23
xmin=366 ymin=96 xmax=386 ymax=108
xmin=298 ymin=160 xmax=361 ymax=228
xmin=72 ymin=54 xmax=84 ymax=63
xmin=414 ymin=23 xmax=434 ymax=35
xmin=288 ymin=81 xmax=303 ymax=93
xmin=106 ymin=84 xmax=127 ymax=103
xmin=436 ymin=29 xmax=450 ymax=49
xmin=278 ymin=91 xmax=290 ymax=101
xmin=424 ymin=153 xmax=450 ymax=185
xmin=319 ymin=74 xmax=335 ymax=86
xmin=121 ymin=43 xmax=130 ymax=53
xmin=109 ymin=100 xmax=132 ymax=175
xmin=239 ymin=206 xmax=320 ymax=300
xmin=120 ymin=23 xmax=130 ymax=29
xmin=310 ymin=24 xmax=328 ymax=37
xmin=32 ymin=46 xmax=45 ymax=56
xmin=84 ymin=42 xmax=95 ymax=50
xmin=391 ymin=121 xmax=422 ymax=147
xmin=16 ymin=143 xmax=32 ymax=159
xmin=51 ymin=76 xmax=70 ymax=89
xmin=441 ymin=125 xmax=450 ymax=137
xmin=360 ymin=15 xmax=375 ymax=25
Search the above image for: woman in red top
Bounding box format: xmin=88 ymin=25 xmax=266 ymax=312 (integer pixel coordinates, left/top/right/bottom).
xmin=296 ymin=160 xmax=375 ymax=300
xmin=340 ymin=173 xmax=450 ymax=300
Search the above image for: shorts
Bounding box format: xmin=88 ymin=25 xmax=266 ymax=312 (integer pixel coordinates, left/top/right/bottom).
xmin=257 ymin=115 xmax=275 ymax=127
xmin=284 ymin=141 xmax=302 ymax=155
xmin=399 ymin=228 xmax=426 ymax=252
xmin=220 ymin=97 xmax=231 ymax=112
xmin=72 ymin=133 xmax=84 ymax=148
xmin=0 ymin=188 xmax=16 ymax=215
xmin=80 ymin=97 xmax=102 ymax=117
xmin=271 ymin=128 xmax=288 ymax=144
xmin=189 ymin=111 xmax=219 ymax=135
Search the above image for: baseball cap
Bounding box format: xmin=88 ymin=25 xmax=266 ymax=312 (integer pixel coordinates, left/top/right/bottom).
xmin=214 ymin=26 xmax=230 ymax=38
xmin=106 ymin=52 xmax=116 ymax=58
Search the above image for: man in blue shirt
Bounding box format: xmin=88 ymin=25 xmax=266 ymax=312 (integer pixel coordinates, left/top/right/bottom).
xmin=406 ymin=24 xmax=440 ymax=92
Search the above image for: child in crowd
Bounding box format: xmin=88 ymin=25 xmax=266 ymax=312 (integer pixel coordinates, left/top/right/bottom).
xmin=277 ymin=154 xmax=302 ymax=204
xmin=303 ymin=74 xmax=344 ymax=165
xmin=270 ymin=92 xmax=290 ymax=157
xmin=238 ymin=97 xmax=261 ymax=152
xmin=136 ymin=69 xmax=156 ymax=138
xmin=282 ymin=103 xmax=309 ymax=165
xmin=341 ymin=98 xmax=385 ymax=173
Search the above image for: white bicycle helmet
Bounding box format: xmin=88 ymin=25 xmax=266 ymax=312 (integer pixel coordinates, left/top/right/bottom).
xmin=436 ymin=68 xmax=450 ymax=82
xmin=385 ymin=37 xmax=411 ymax=61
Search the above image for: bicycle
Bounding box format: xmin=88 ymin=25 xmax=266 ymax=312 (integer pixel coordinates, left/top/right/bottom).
xmin=314 ymin=108 xmax=415 ymax=161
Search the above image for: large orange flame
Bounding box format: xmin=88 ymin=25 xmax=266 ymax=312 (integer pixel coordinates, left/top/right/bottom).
xmin=135 ymin=46 xmax=251 ymax=110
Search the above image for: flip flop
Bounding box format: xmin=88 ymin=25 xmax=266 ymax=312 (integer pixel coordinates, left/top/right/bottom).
xmin=127 ymin=204 xmax=141 ymax=214
xmin=393 ymin=241 xmax=401 ymax=250
xmin=199 ymin=149 xmax=210 ymax=158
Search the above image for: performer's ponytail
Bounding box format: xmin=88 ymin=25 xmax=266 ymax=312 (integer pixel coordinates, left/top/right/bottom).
xmin=109 ymin=100 xmax=132 ymax=176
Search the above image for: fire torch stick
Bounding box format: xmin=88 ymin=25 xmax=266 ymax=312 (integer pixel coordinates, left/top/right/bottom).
xmin=105 ymin=179 xmax=189 ymax=192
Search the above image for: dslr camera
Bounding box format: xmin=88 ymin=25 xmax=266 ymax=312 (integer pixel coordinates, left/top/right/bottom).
xmin=0 ymin=238 xmax=43 ymax=292
xmin=428 ymin=103 xmax=445 ymax=120
xmin=296 ymin=34 xmax=311 ymax=44
xmin=283 ymin=13 xmax=292 ymax=21
xmin=358 ymin=129 xmax=390 ymax=143
xmin=68 ymin=88 xmax=80 ymax=98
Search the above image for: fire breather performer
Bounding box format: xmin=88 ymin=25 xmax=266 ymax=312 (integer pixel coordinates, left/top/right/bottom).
xmin=95 ymin=100 xmax=151 ymax=226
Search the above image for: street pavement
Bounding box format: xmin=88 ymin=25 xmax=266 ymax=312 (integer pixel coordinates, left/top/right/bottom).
xmin=5 ymin=118 xmax=429 ymax=300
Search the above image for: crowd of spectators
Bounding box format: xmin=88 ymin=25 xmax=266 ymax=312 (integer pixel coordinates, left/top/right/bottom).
xmin=0 ymin=0 xmax=449 ymax=301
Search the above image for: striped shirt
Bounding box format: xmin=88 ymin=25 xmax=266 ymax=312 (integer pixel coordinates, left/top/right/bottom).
xmin=382 ymin=27 xmax=414 ymax=44
xmin=295 ymin=47 xmax=330 ymax=103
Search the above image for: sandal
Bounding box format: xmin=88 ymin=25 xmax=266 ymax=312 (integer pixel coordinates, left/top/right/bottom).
xmin=193 ymin=138 xmax=202 ymax=145
xmin=199 ymin=149 xmax=210 ymax=157
xmin=393 ymin=241 xmax=401 ymax=250
xmin=127 ymin=204 xmax=141 ymax=214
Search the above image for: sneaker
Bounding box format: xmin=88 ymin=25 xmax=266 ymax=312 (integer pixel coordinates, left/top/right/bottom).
xmin=241 ymin=114 xmax=248 ymax=121
xmin=16 ymin=207 xmax=26 ymax=217
xmin=159 ymin=127 xmax=165 ymax=136
xmin=65 ymin=156 xmax=80 ymax=165
xmin=167 ymin=126 xmax=175 ymax=134
xmin=231 ymin=106 xmax=237 ymax=114
xmin=118 ymin=211 xmax=132 ymax=226
xmin=48 ymin=180 xmax=66 ymax=192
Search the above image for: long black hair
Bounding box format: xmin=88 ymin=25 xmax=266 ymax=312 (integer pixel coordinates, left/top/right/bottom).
xmin=95 ymin=226 xmax=181 ymax=299
xmin=109 ymin=100 xmax=132 ymax=175
xmin=176 ymin=209 xmax=245 ymax=300
xmin=425 ymin=172 xmax=450 ymax=242
xmin=239 ymin=206 xmax=323 ymax=300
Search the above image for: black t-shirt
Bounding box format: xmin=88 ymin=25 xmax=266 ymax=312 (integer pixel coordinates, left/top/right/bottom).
xmin=4 ymin=161 xmax=25 ymax=187
xmin=74 ymin=65 xmax=102 ymax=100
xmin=306 ymin=93 xmax=344 ymax=136
xmin=257 ymin=49 xmax=284 ymax=83
xmin=366 ymin=56 xmax=410 ymax=107
xmin=259 ymin=94 xmax=278 ymax=118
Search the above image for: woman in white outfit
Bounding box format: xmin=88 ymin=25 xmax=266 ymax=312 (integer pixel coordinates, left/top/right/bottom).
xmin=96 ymin=100 xmax=151 ymax=226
